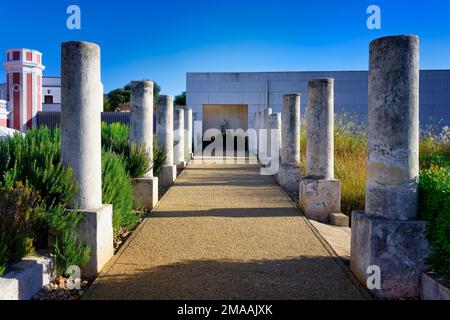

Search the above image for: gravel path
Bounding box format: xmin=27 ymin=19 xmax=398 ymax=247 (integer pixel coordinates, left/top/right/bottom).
xmin=86 ymin=162 xmax=367 ymax=300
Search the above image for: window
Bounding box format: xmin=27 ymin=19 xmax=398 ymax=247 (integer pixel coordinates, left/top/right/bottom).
xmin=12 ymin=51 xmax=20 ymax=61
xmin=44 ymin=95 xmax=54 ymax=104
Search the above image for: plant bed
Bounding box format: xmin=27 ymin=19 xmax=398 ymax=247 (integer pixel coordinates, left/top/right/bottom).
xmin=0 ymin=254 xmax=55 ymax=300
xmin=32 ymin=276 xmax=92 ymax=300
xmin=421 ymin=271 xmax=450 ymax=300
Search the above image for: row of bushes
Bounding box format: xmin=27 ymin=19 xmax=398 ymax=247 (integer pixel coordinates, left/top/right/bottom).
xmin=0 ymin=123 xmax=166 ymax=276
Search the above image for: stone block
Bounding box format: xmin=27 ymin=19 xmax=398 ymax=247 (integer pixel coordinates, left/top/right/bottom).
xmin=159 ymin=165 xmax=177 ymax=189
xmin=350 ymin=211 xmax=430 ymax=299
xmin=330 ymin=212 xmax=349 ymax=227
xmin=0 ymin=255 xmax=55 ymax=300
xmin=299 ymin=178 xmax=341 ymax=222
xmin=77 ymin=205 xmax=114 ymax=279
xmin=278 ymin=165 xmax=300 ymax=193
xmin=177 ymin=161 xmax=187 ymax=170
xmin=132 ymin=177 xmax=158 ymax=211
xmin=421 ymin=272 xmax=450 ymax=300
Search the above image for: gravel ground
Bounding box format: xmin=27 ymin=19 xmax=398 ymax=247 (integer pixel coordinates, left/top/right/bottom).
xmin=85 ymin=162 xmax=367 ymax=300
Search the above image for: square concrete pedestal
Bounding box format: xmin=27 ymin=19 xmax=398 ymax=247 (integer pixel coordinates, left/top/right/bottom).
xmin=77 ymin=204 xmax=114 ymax=279
xmin=278 ymin=165 xmax=300 ymax=193
xmin=351 ymin=211 xmax=430 ymax=299
xmin=132 ymin=177 xmax=158 ymax=210
xmin=159 ymin=165 xmax=177 ymax=189
xmin=299 ymin=178 xmax=340 ymax=222
xmin=177 ymin=161 xmax=187 ymax=170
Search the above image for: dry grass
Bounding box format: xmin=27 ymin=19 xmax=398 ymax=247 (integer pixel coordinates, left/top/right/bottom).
xmin=299 ymin=115 xmax=449 ymax=216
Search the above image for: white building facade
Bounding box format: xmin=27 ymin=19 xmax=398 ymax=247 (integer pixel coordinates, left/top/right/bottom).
xmin=187 ymin=71 xmax=450 ymax=134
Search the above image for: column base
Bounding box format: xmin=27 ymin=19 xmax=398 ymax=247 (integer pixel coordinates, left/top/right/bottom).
xmin=77 ymin=204 xmax=114 ymax=279
xmin=132 ymin=177 xmax=158 ymax=211
xmin=350 ymin=211 xmax=430 ymax=299
xmin=159 ymin=165 xmax=177 ymax=189
xmin=278 ymin=164 xmax=300 ymax=193
xmin=299 ymin=178 xmax=341 ymax=222
xmin=176 ymin=161 xmax=187 ymax=170
xmin=330 ymin=212 xmax=349 ymax=227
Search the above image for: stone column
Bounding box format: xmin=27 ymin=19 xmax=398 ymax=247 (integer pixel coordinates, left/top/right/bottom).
xmin=351 ymin=35 xmax=429 ymax=299
xmin=269 ymin=112 xmax=281 ymax=154
xmin=264 ymin=108 xmax=272 ymax=157
xmin=184 ymin=108 xmax=193 ymax=161
xmin=278 ymin=93 xmax=301 ymax=193
xmin=129 ymin=80 xmax=158 ymax=210
xmin=299 ymin=78 xmax=341 ymax=223
xmin=61 ymin=41 xmax=113 ymax=278
xmin=249 ymin=112 xmax=259 ymax=156
xmin=156 ymin=95 xmax=177 ymax=189
xmin=173 ymin=107 xmax=186 ymax=168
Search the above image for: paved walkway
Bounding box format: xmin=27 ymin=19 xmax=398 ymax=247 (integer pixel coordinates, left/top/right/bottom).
xmin=86 ymin=162 xmax=367 ymax=300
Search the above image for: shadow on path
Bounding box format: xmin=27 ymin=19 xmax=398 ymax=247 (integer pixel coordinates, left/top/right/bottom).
xmin=87 ymin=256 xmax=366 ymax=300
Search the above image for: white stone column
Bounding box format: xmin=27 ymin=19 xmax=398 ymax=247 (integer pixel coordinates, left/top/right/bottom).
xmin=173 ymin=106 xmax=186 ymax=168
xmin=278 ymin=93 xmax=301 ymax=193
xmin=184 ymin=108 xmax=193 ymax=161
xmin=264 ymin=108 xmax=272 ymax=157
xmin=299 ymin=78 xmax=341 ymax=223
xmin=249 ymin=111 xmax=259 ymax=155
xmin=156 ymin=95 xmax=176 ymax=188
xmin=269 ymin=112 xmax=281 ymax=155
xmin=61 ymin=41 xmax=113 ymax=278
xmin=129 ymin=80 xmax=158 ymax=210
xmin=351 ymin=35 xmax=429 ymax=299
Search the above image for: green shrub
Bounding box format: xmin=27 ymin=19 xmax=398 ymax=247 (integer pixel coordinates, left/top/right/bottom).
xmin=0 ymin=183 xmax=41 ymax=275
xmin=101 ymin=122 xmax=151 ymax=178
xmin=0 ymin=127 xmax=76 ymax=208
xmin=102 ymin=150 xmax=139 ymax=233
xmin=153 ymin=138 xmax=167 ymax=176
xmin=101 ymin=122 xmax=167 ymax=177
xmin=43 ymin=206 xmax=91 ymax=277
xmin=420 ymin=137 xmax=450 ymax=169
xmin=419 ymin=166 xmax=450 ymax=277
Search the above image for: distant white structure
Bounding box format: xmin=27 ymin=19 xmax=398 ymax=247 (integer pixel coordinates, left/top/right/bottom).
xmin=186 ymin=71 xmax=450 ymax=137
xmin=0 ymin=48 xmax=61 ymax=130
xmin=0 ymin=125 xmax=22 ymax=140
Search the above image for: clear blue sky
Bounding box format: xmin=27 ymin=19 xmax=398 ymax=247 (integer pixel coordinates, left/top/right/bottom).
xmin=1 ymin=0 xmax=450 ymax=95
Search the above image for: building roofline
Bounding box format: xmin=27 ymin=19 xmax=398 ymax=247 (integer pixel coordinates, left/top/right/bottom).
xmin=186 ymin=69 xmax=450 ymax=74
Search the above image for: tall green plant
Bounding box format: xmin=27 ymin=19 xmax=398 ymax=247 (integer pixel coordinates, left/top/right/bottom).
xmin=102 ymin=150 xmax=139 ymax=233
xmin=0 ymin=183 xmax=41 ymax=275
xmin=44 ymin=206 xmax=91 ymax=277
xmin=419 ymin=166 xmax=450 ymax=277
xmin=101 ymin=122 xmax=151 ymax=178
xmin=0 ymin=127 xmax=76 ymax=208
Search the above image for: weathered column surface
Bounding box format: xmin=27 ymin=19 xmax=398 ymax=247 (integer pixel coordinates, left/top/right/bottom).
xmin=264 ymin=108 xmax=273 ymax=157
xmin=130 ymin=80 xmax=154 ymax=176
xmin=270 ymin=112 xmax=281 ymax=154
xmin=306 ymin=79 xmax=334 ymax=179
xmin=130 ymin=80 xmax=158 ymax=210
xmin=61 ymin=41 xmax=113 ymax=277
xmin=299 ymin=78 xmax=341 ymax=223
xmin=249 ymin=111 xmax=259 ymax=155
xmin=184 ymin=108 xmax=193 ymax=161
xmin=278 ymin=93 xmax=301 ymax=193
xmin=174 ymin=107 xmax=186 ymax=168
xmin=156 ymin=95 xmax=176 ymax=188
xmin=351 ymin=35 xmax=429 ymax=299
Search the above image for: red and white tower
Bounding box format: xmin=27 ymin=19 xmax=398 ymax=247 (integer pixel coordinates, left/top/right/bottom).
xmin=3 ymin=49 xmax=45 ymax=131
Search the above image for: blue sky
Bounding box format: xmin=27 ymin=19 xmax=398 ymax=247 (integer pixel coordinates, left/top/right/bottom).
xmin=1 ymin=0 xmax=450 ymax=95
